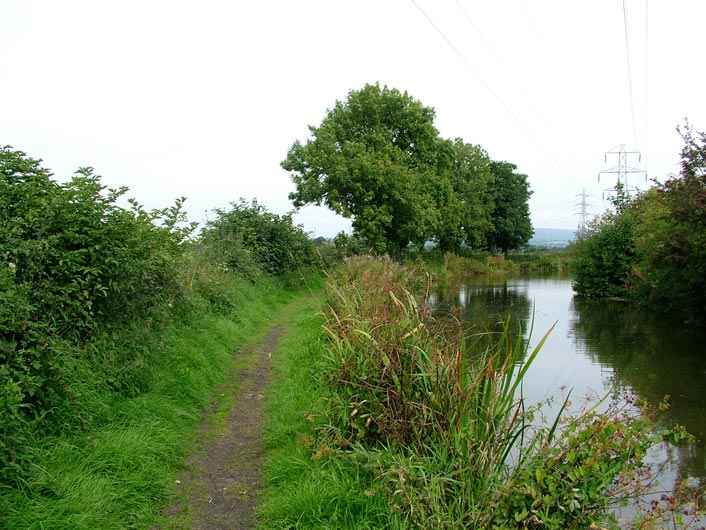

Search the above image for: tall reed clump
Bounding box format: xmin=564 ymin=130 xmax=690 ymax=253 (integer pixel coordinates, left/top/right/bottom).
xmin=316 ymin=256 xmax=669 ymax=529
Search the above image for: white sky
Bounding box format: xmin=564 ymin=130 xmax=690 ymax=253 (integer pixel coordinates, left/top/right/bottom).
xmin=2 ymin=1 xmax=704 ymax=237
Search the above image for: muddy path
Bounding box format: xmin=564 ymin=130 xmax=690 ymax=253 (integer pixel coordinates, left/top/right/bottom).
xmin=163 ymin=324 xmax=285 ymax=529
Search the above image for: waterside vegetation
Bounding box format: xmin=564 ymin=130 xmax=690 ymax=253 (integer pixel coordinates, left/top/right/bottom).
xmin=259 ymin=256 xmax=695 ymax=529
xmin=572 ymin=123 xmax=706 ymax=328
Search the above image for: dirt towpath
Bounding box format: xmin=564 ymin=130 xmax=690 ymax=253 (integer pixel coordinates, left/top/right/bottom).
xmin=164 ymin=324 xmax=285 ymax=529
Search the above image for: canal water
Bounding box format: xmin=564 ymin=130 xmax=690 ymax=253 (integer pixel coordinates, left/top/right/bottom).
xmin=430 ymin=274 xmax=706 ymax=514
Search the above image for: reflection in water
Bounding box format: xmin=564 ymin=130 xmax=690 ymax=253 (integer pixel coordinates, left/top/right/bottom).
xmin=432 ymin=275 xmax=533 ymax=361
xmin=571 ymin=296 xmax=706 ymax=491
xmin=432 ymin=275 xmax=706 ymax=504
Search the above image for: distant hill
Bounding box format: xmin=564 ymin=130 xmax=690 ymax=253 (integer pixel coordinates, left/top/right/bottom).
xmin=529 ymin=228 xmax=576 ymax=248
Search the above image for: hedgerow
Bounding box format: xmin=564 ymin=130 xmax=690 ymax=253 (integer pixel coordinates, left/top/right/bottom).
xmin=0 ymin=145 xmax=323 ymax=485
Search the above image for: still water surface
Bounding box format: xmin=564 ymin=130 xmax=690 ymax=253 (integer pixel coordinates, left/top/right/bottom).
xmin=431 ymin=274 xmax=706 ymax=504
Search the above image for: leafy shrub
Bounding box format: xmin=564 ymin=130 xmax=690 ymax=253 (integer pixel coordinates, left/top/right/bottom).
xmin=631 ymin=125 xmax=706 ymax=326
xmin=572 ymin=187 xmax=637 ymax=299
xmin=0 ymin=146 xmax=193 ymax=480
xmin=200 ymin=198 xmax=315 ymax=279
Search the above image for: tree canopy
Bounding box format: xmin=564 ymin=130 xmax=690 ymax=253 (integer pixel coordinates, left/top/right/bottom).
xmin=282 ymin=83 xmax=533 ymax=254
xmin=283 ymin=83 xmax=449 ymax=253
xmin=485 ymin=161 xmax=534 ymax=255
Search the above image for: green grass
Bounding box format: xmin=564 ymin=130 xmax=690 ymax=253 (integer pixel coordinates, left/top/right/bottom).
xmin=0 ymin=273 xmax=318 ymax=529
xmin=257 ymin=299 xmax=399 ymax=529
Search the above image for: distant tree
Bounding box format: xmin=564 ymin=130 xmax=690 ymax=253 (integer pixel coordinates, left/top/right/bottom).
xmin=282 ymin=83 xmax=451 ymax=254
xmin=485 ymin=161 xmax=533 ymax=254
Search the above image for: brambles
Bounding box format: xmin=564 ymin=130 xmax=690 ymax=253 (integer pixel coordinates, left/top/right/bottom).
xmin=200 ymin=198 xmax=316 ymax=280
xmin=0 ymin=147 xmax=192 ymax=478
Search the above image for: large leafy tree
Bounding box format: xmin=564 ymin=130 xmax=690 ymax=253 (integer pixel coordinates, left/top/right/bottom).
xmin=485 ymin=161 xmax=533 ymax=255
xmin=454 ymin=140 xmax=495 ymax=250
xmin=282 ymin=83 xmax=451 ymax=253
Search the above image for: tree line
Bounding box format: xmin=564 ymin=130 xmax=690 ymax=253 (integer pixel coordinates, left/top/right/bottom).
xmin=281 ymin=83 xmax=533 ymax=255
xmin=572 ymin=123 xmax=706 ymax=328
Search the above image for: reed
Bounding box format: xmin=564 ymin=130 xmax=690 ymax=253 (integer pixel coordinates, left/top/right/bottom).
xmin=312 ymin=256 xmax=661 ymax=528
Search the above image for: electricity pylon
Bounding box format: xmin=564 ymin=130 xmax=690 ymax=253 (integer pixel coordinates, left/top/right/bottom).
xmin=575 ymin=188 xmax=590 ymax=234
xmin=598 ymin=144 xmax=647 ymax=200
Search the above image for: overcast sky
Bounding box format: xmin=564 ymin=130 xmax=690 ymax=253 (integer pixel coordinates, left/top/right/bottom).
xmin=2 ymin=1 xmax=705 ymax=237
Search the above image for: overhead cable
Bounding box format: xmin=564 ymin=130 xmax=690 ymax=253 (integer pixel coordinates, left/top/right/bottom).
xmin=409 ymin=0 xmax=587 ymax=190
xmin=623 ymin=0 xmax=638 ymax=148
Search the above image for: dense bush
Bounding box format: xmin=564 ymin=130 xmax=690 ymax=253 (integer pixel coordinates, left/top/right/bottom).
xmin=632 ymin=126 xmax=706 ymax=324
xmin=200 ymin=198 xmax=315 ymax=279
xmin=572 ymin=191 xmax=637 ymax=299
xmin=0 ymin=146 xmax=193 ymax=480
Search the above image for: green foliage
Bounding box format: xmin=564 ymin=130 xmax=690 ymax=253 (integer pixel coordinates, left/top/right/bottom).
xmin=491 ymin=401 xmax=652 ymax=529
xmin=0 ymin=142 xmax=335 ymax=525
xmin=200 ymin=198 xmax=315 ymax=279
xmin=282 ymin=84 xmax=535 ymax=256
xmin=283 ymin=83 xmax=454 ymax=253
xmin=572 ymin=124 xmax=706 ymax=326
xmin=632 ymin=124 xmax=706 ymax=325
xmin=292 ymin=256 xmax=671 ymax=529
xmin=435 ymin=140 xmax=495 ymax=252
xmin=0 ymin=146 xmax=193 ymax=482
xmin=485 ymin=160 xmax=534 ymax=255
xmin=572 ymin=208 xmax=637 ymax=298
xmin=0 ymin=149 xmax=192 ymax=337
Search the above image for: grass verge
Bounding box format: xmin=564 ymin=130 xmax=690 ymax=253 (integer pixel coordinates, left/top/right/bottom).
xmin=258 ymin=294 xmax=396 ymax=529
xmin=0 ymin=274 xmax=318 ymax=529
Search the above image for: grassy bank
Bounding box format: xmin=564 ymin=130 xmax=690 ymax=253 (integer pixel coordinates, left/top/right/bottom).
xmin=0 ymin=273 xmax=319 ymax=529
xmin=258 ymin=256 xmax=688 ymax=529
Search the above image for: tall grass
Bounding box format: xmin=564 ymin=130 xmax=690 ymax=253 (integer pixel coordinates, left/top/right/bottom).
xmin=260 ymin=256 xmax=673 ymax=529
xmin=0 ymin=271 xmax=313 ymax=529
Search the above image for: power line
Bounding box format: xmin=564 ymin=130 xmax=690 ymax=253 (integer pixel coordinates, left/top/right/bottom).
xmin=409 ymin=0 xmax=587 ymax=190
xmin=455 ymin=0 xmax=500 ymax=61
xmin=623 ymin=0 xmax=638 ymax=148
xmin=515 ymin=0 xmax=539 ymax=40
